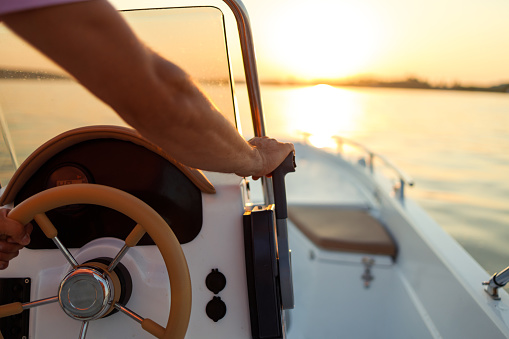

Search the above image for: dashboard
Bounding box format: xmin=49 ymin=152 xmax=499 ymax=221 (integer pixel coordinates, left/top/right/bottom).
xmin=14 ymin=138 xmax=203 ymax=249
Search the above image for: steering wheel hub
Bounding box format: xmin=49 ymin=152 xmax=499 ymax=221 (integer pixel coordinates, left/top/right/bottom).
xmin=59 ymin=266 xmax=114 ymax=321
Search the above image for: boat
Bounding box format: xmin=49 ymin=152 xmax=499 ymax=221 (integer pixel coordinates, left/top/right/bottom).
xmin=1 ymin=0 xmax=509 ymax=338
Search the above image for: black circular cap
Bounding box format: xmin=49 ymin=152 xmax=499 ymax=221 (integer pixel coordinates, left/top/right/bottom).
xmin=205 ymin=269 xmax=226 ymax=294
xmin=206 ymin=296 xmax=226 ymax=322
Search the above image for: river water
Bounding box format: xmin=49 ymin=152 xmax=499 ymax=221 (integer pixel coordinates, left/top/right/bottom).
xmin=0 ymin=79 xmax=508 ymax=274
xmin=240 ymin=84 xmax=509 ymax=274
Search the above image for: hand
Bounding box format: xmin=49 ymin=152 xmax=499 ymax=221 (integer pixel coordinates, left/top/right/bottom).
xmin=242 ymin=137 xmax=294 ymax=179
xmin=0 ymin=209 xmax=32 ymax=270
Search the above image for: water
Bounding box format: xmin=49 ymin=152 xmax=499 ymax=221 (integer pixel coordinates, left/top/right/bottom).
xmin=239 ymin=84 xmax=509 ymax=275
xmin=1 ymin=79 xmax=508 ymax=275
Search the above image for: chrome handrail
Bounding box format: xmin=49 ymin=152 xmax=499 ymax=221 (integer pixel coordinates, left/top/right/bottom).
xmin=220 ymin=0 xmax=274 ymax=205
xmin=332 ymin=136 xmax=414 ymax=201
xmin=221 ymin=0 xmax=265 ymax=138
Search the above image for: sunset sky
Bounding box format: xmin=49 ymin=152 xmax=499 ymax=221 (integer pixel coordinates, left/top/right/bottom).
xmin=240 ymin=0 xmax=509 ymax=86
xmin=2 ymin=0 xmax=508 ymax=88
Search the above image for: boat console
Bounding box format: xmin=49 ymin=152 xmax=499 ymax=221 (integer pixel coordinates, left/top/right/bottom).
xmin=0 ymin=1 xmax=295 ymax=338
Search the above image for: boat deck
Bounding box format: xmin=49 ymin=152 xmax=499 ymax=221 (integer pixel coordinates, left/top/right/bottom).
xmin=284 ymin=142 xmax=509 ymax=339
xmin=286 ymin=143 xmax=378 ymax=208
xmin=287 ymin=221 xmax=433 ymax=339
xmin=285 ymin=143 xmax=426 ymax=338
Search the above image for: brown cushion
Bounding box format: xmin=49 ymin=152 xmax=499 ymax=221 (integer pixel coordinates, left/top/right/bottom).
xmin=288 ymin=205 xmax=397 ymax=257
xmin=0 ymin=125 xmax=215 ymax=205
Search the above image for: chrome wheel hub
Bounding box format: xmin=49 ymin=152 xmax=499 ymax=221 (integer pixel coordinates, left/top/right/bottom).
xmin=58 ymin=266 xmax=114 ymax=321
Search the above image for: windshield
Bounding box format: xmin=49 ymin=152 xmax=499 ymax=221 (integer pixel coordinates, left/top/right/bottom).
xmin=0 ymin=6 xmax=236 ymax=185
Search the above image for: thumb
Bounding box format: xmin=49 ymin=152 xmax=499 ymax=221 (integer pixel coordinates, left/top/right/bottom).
xmin=0 ymin=209 xmax=30 ymax=246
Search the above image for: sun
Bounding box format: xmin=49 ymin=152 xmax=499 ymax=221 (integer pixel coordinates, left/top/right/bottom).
xmin=264 ymin=2 xmax=382 ymax=81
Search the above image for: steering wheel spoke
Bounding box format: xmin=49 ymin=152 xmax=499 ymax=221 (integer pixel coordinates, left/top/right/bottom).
xmin=114 ymin=302 xmax=144 ymax=323
xmin=22 ymin=296 xmax=59 ymax=310
xmin=79 ymin=321 xmax=89 ymax=339
xmin=34 ymin=213 xmax=78 ymax=268
xmin=0 ymin=296 xmax=58 ymax=318
xmin=114 ymin=303 xmax=166 ymax=338
xmin=108 ymin=224 xmax=146 ymax=272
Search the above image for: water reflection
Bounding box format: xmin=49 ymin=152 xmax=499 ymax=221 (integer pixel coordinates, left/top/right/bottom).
xmin=258 ymin=84 xmax=365 ymax=147
xmin=240 ymin=83 xmax=509 ymax=275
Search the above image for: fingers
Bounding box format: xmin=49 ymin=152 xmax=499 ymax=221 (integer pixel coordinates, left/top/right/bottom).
xmin=0 ymin=225 xmax=31 ymax=271
xmin=246 ymin=137 xmax=295 ymax=178
xmin=0 ymin=240 xmax=23 ymax=270
xmin=248 ymin=136 xmax=294 ymax=150
xmin=0 ymin=209 xmax=31 ymax=246
xmin=0 ymin=209 xmax=31 ymax=270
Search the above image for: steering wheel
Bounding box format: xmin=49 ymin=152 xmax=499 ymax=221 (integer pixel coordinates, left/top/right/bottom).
xmin=0 ymin=184 xmax=191 ymax=339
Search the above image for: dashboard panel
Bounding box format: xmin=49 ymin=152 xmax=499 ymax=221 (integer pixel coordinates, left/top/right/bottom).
xmin=14 ymin=138 xmax=203 ymax=249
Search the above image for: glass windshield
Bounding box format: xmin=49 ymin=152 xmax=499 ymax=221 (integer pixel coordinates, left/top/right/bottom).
xmin=0 ymin=6 xmax=235 ymax=185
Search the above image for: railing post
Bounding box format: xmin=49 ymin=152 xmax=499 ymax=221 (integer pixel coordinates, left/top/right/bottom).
xmin=399 ymin=178 xmax=405 ymax=201
xmin=332 ymin=135 xmax=414 ymax=204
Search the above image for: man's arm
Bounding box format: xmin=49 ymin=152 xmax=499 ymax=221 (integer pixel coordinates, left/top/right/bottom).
xmin=1 ymin=0 xmax=294 ymax=177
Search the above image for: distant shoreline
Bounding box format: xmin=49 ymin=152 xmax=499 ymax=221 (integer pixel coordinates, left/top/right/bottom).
xmin=260 ymin=77 xmax=509 ymax=94
xmin=3 ymin=69 xmax=507 ymax=94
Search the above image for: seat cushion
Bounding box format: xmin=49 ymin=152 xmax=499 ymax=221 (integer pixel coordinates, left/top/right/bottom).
xmin=288 ymin=205 xmax=397 ymax=257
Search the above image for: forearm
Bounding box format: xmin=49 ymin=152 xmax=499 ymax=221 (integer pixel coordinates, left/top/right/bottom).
xmin=2 ymin=0 xmax=293 ymax=177
xmin=3 ymin=0 xmax=260 ymax=174
xmin=117 ymin=55 xmax=263 ymax=176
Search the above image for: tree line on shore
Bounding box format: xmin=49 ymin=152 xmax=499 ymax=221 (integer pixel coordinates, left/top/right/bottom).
xmin=262 ymin=76 xmax=509 ymax=94
xmin=343 ymin=77 xmax=509 ymax=94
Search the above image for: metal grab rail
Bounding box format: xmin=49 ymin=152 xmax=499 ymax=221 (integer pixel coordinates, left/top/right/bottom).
xmin=220 ymin=0 xmax=274 ymax=205
xmin=221 ymin=0 xmax=265 ymax=138
xmin=332 ymin=136 xmax=415 ymax=201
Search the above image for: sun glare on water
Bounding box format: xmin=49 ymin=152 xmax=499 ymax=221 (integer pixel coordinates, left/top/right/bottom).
xmin=283 ymin=84 xmax=362 ymax=148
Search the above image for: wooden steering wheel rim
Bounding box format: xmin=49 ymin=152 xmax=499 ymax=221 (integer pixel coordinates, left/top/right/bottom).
xmin=8 ymin=183 xmax=191 ymax=339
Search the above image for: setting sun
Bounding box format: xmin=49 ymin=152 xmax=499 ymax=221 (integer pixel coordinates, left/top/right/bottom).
xmin=263 ymin=2 xmax=383 ymax=82
xmin=247 ymin=0 xmax=509 ymax=86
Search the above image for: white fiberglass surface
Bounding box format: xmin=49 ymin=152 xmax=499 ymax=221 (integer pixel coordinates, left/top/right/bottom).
xmin=286 ymin=142 xmax=376 ymax=207
xmin=0 ymin=178 xmax=253 ymax=338
xmin=286 ymin=222 xmax=434 ymax=339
